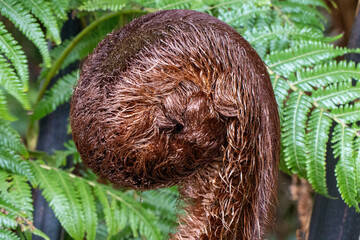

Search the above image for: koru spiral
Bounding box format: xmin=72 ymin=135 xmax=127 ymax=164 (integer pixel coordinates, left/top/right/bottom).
xmin=70 ymin=9 xmax=280 ymax=240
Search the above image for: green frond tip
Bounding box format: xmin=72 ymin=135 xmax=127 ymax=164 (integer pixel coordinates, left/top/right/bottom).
xmin=49 ymin=0 xmax=69 ymax=20
xmin=332 ymin=103 xmax=360 ymax=124
xmin=19 ymin=0 xmax=61 ymax=44
xmin=0 ymin=90 xmax=17 ymax=121
xmin=0 ymin=55 xmax=31 ymax=110
xmin=313 ymin=81 xmax=360 ymax=109
xmin=31 ymin=163 xmax=84 ymax=240
xmin=0 ymin=172 xmax=33 ymax=217
xmin=289 ymin=60 xmax=360 ymax=92
xmin=282 ymin=92 xmax=312 ymax=177
xmin=0 ymin=228 xmax=21 ymax=240
xmin=0 ymin=0 xmax=51 ymax=67
xmin=332 ymin=124 xmax=359 ymax=211
xmin=270 ymin=74 xmax=289 ymax=117
xmin=354 ymin=137 xmax=360 ymax=202
xmin=79 ymin=0 xmax=126 ymax=11
xmin=0 ymin=120 xmax=28 ymax=157
xmin=94 ymin=187 xmax=117 ymax=237
xmin=0 ymin=22 xmax=29 ymax=91
xmin=75 ymin=178 xmax=97 ymax=240
xmin=305 ymin=109 xmax=332 ymax=197
xmin=267 ymin=41 xmax=360 ymax=77
xmin=33 ymin=71 xmax=78 ymax=120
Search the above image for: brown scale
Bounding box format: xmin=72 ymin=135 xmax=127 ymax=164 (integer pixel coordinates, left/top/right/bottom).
xmin=70 ymin=9 xmax=280 ymax=240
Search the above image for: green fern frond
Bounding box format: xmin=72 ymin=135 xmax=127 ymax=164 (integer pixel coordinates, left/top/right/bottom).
xmin=0 ymin=0 xmax=51 ymax=67
xmin=0 ymin=90 xmax=16 ymax=121
xmin=75 ymin=178 xmax=97 ymax=240
xmin=267 ymin=41 xmax=360 ymax=77
xmin=79 ymin=0 xmax=126 ymax=11
xmin=0 ymin=149 xmax=32 ymax=178
xmin=31 ymin=164 xmax=84 ymax=239
xmin=274 ymin=1 xmax=324 ymax=29
xmin=94 ymin=187 xmax=117 ymax=237
xmin=0 ymin=55 xmax=31 ymax=110
xmin=33 ymin=71 xmax=77 ymax=120
xmin=109 ymin=190 xmax=162 ymax=240
xmin=332 ymin=124 xmax=359 ymax=211
xmin=0 ymin=22 xmax=29 ymax=91
xmin=305 ymin=109 xmax=332 ymax=196
xmin=0 ymin=120 xmax=28 ymax=157
xmin=0 ymin=172 xmax=33 ymax=216
xmin=332 ymin=103 xmax=360 ymax=124
xmin=313 ymin=82 xmax=360 ymax=109
xmin=354 ymin=137 xmax=360 ymax=202
xmin=53 ymin=170 xmax=85 ymax=240
xmin=49 ymin=0 xmax=69 ymax=20
xmin=285 ymin=0 xmax=328 ymax=8
xmin=282 ymin=92 xmax=312 ymax=177
xmin=0 ymin=213 xmax=17 ymax=229
xmin=19 ymin=0 xmax=61 ymax=44
xmin=217 ymin=4 xmax=270 ymax=30
xmin=290 ymin=61 xmax=360 ymax=91
xmin=0 ymin=228 xmax=21 ymax=240
xmin=270 ymin=71 xmax=290 ymax=117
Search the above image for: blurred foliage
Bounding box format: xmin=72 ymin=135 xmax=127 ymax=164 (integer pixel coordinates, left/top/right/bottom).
xmin=0 ymin=0 xmax=360 ymax=239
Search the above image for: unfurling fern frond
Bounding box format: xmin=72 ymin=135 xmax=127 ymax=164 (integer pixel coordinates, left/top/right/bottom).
xmin=289 ymin=61 xmax=360 ymax=92
xmin=332 ymin=124 xmax=359 ymax=211
xmin=79 ymin=0 xmax=126 ymax=11
xmin=0 ymin=0 xmax=51 ymax=67
xmin=282 ymin=92 xmax=312 ymax=177
xmin=305 ymin=109 xmax=332 ymax=196
xmin=18 ymin=0 xmax=61 ymax=44
xmin=0 ymin=22 xmax=29 ymax=91
xmin=33 ymin=71 xmax=78 ymax=120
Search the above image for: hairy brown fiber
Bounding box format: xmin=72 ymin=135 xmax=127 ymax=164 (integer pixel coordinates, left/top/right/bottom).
xmin=70 ymin=9 xmax=280 ymax=240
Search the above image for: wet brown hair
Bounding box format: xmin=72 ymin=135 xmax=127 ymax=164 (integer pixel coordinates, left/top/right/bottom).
xmin=70 ymin=9 xmax=280 ymax=240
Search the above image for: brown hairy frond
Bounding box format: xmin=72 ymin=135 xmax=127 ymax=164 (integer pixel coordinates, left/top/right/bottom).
xmin=70 ymin=9 xmax=280 ymax=239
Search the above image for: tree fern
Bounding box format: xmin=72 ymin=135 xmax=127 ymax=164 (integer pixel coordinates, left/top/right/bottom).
xmin=0 ymin=0 xmax=51 ymax=67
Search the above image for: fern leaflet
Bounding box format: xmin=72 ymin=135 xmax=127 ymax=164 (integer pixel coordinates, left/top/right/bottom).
xmin=75 ymin=178 xmax=97 ymax=240
xmin=0 ymin=228 xmax=21 ymax=240
xmin=79 ymin=0 xmax=127 ymax=11
xmin=305 ymin=109 xmax=332 ymax=196
xmin=0 ymin=90 xmax=16 ymax=121
xmin=282 ymin=92 xmax=312 ymax=177
xmin=289 ymin=61 xmax=360 ymax=91
xmin=19 ymin=0 xmax=61 ymax=44
xmin=0 ymin=22 xmax=29 ymax=91
xmin=332 ymin=124 xmax=359 ymax=211
xmin=0 ymin=0 xmax=51 ymax=67
xmin=33 ymin=71 xmax=78 ymax=120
